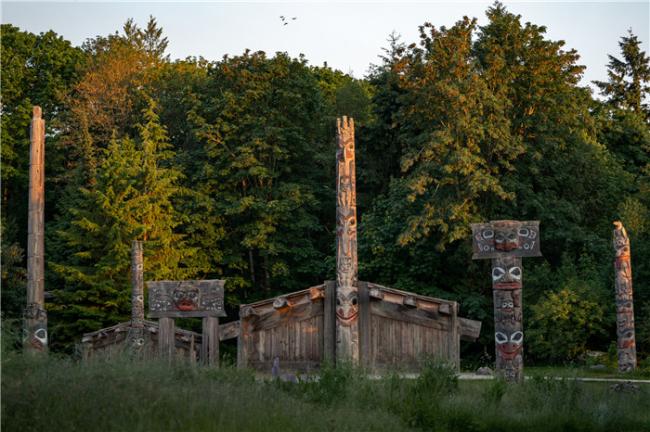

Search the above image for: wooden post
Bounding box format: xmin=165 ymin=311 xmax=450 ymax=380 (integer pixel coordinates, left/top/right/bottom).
xmin=24 ymin=106 xmax=48 ymax=354
xmin=158 ymin=317 xmax=175 ymax=362
xmin=202 ymin=316 xmax=220 ymax=367
xmin=471 ymin=220 xmax=541 ymax=382
xmin=613 ymin=221 xmax=636 ymax=372
xmin=130 ymin=240 xmax=145 ymax=349
xmin=335 ymin=116 xmax=359 ymax=364
xmin=323 ymin=280 xmax=336 ymax=364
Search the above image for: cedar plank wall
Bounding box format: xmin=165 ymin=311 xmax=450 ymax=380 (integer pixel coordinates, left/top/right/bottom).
xmin=238 ymin=285 xmax=326 ymax=373
xmin=238 ymin=282 xmax=463 ymax=373
xmin=365 ymin=283 xmax=457 ymax=371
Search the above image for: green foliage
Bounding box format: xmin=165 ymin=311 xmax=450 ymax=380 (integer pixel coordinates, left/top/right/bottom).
xmin=528 ymin=279 xmax=608 ymax=363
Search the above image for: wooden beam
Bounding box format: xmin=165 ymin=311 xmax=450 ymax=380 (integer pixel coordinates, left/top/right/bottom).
xmin=219 ymin=320 xmax=240 ymax=341
xmin=459 ymin=317 xmax=482 ymax=341
xmin=358 ymin=281 xmax=371 ymax=368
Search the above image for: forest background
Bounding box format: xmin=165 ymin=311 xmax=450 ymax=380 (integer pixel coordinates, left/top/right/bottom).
xmin=2 ymin=3 xmax=649 ymax=367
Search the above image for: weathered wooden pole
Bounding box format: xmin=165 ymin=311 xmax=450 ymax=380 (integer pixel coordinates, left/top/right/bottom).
xmin=24 ymin=106 xmax=48 ymax=354
xmin=201 ymin=316 xmax=220 ymax=367
xmin=613 ymin=221 xmax=636 ymax=372
xmin=471 ymin=220 xmax=541 ymax=382
xmin=129 ymin=240 xmax=145 ymax=349
xmin=335 ymin=116 xmax=359 ymax=364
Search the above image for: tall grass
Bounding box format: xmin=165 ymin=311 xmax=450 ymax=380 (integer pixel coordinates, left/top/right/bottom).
xmin=3 ymin=345 xmax=649 ymax=432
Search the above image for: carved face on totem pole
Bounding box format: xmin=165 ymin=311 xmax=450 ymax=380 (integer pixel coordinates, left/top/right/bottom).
xmin=493 ymin=290 xmax=522 ymax=325
xmin=23 ymin=325 xmax=48 ymax=350
xmin=336 ymin=291 xmax=359 ymax=325
xmin=471 ymin=221 xmax=541 ymax=259
xmin=172 ymin=283 xmax=201 ymax=311
xmin=495 ymin=330 xmax=523 ymax=361
xmin=491 ymin=256 xmax=523 ymax=290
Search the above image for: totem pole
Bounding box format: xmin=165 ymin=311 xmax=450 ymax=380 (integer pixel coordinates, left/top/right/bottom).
xmin=471 ymin=220 xmax=541 ymax=382
xmin=335 ymin=116 xmax=359 ymax=364
xmin=24 ymin=106 xmax=48 ymax=353
xmin=613 ymin=221 xmax=636 ymax=372
xmin=129 ymin=240 xmax=145 ymax=349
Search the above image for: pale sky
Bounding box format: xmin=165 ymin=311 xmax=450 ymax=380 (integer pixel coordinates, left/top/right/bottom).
xmin=2 ymin=1 xmax=649 ymax=91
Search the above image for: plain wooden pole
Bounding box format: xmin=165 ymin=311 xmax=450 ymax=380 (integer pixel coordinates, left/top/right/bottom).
xmin=202 ymin=316 xmax=220 ymax=367
xmin=24 ymin=106 xmax=48 ymax=354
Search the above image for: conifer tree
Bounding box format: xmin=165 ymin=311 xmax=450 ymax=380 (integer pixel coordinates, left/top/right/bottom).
xmin=49 ymin=100 xmax=192 ymax=347
xmin=595 ymin=29 xmax=650 ymax=118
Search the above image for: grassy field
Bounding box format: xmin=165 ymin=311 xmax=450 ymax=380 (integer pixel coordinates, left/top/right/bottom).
xmin=3 ymin=349 xmax=650 ymax=432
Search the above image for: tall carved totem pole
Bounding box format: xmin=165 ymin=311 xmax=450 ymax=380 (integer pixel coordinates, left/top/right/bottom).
xmin=335 ymin=116 xmax=359 ymax=364
xmin=129 ymin=240 xmax=145 ymax=349
xmin=25 ymin=106 xmax=48 ymax=353
xmin=471 ymin=220 xmax=541 ymax=382
xmin=612 ymin=221 xmax=636 ymax=372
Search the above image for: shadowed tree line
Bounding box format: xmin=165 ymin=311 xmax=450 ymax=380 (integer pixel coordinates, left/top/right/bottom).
xmin=2 ymin=3 xmax=649 ymax=366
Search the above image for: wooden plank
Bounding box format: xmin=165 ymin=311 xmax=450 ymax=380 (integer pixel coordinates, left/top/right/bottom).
xmin=370 ymin=301 xmax=449 ymax=331
xmin=459 ymin=317 xmax=482 ymax=341
xmin=219 ymin=320 xmax=240 ymax=341
xmin=158 ymin=317 xmax=175 ymax=362
xmin=202 ymin=316 xmax=219 ymax=367
xmin=450 ymin=302 xmax=460 ymax=370
xmin=324 ymin=280 xmax=336 ymax=363
xmin=237 ymin=315 xmax=247 ymax=368
xmin=358 ymin=281 xmax=371 ymax=368
xmin=251 ymin=302 xmax=321 ymax=332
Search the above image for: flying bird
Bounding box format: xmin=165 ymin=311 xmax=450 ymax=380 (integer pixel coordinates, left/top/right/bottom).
xmin=280 ymin=15 xmax=297 ymax=26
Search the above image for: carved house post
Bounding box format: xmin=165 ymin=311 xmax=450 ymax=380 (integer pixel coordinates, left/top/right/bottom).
xmin=613 ymin=221 xmax=636 ymax=372
xmin=471 ymin=220 xmax=541 ymax=382
xmin=24 ymin=106 xmax=48 ymax=353
xmin=335 ymin=117 xmax=360 ymax=364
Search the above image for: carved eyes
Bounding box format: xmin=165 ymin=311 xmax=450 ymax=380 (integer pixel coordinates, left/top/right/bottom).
xmin=509 ymin=267 xmax=522 ymax=280
xmin=501 ymin=301 xmax=514 ymax=308
xmin=482 ymin=229 xmax=494 ymax=239
xmin=492 ymin=266 xmax=522 ymax=281
xmin=518 ymin=228 xmax=529 ymax=237
xmin=492 ymin=267 xmax=506 ymax=281
xmin=495 ymin=232 xmax=517 ymax=243
xmin=336 ymin=295 xmax=358 ymax=306
xmin=495 ymin=331 xmax=523 ymax=344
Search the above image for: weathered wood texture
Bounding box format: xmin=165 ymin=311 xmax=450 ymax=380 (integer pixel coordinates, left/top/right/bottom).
xmin=219 ymin=320 xmax=240 ymax=341
xmin=613 ymin=221 xmax=636 ymax=372
xmin=238 ymin=286 xmax=326 ymax=373
xmin=471 ymin=220 xmax=541 ymax=383
xmin=129 ymin=240 xmax=145 ymax=349
xmin=147 ymin=279 xmax=226 ymax=318
xmin=201 ymin=317 xmax=220 ymax=367
xmin=237 ymin=282 xmax=479 ymax=373
xmin=25 ymin=106 xmax=48 ymax=354
xmin=335 ymin=116 xmax=359 ymax=364
xmin=365 ymin=284 xmax=460 ymax=371
xmin=81 ymin=320 xmax=201 ymax=361
xmin=159 ymin=317 xmax=176 ymax=361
